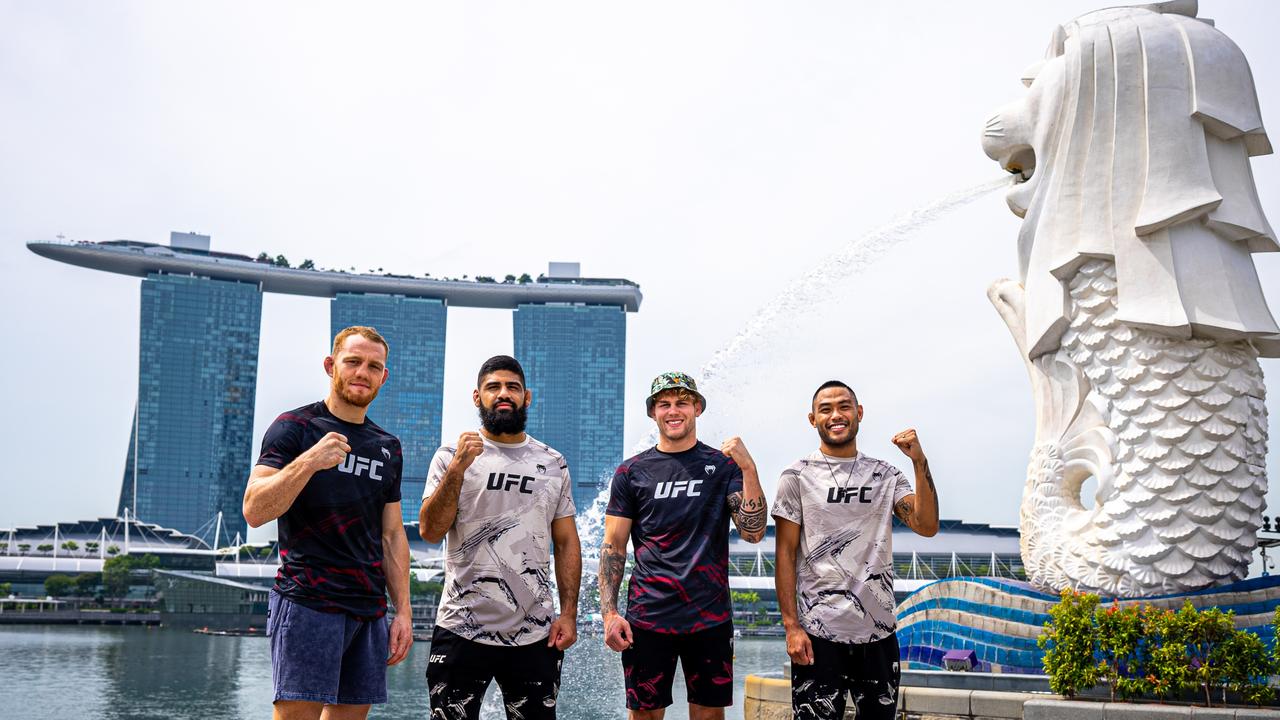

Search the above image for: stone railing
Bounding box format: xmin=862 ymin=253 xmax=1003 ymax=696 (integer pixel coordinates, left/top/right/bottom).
xmin=744 ymin=671 xmax=1280 ymax=720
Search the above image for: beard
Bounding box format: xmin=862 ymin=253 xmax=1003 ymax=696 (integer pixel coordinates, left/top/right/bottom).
xmin=479 ymin=401 xmax=528 ymax=435
xmin=817 ymin=422 xmax=858 ymax=449
xmin=333 ymin=373 xmax=379 ymax=408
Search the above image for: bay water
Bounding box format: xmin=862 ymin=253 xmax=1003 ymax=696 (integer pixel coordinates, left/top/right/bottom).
xmin=0 ymin=625 xmax=788 ymax=719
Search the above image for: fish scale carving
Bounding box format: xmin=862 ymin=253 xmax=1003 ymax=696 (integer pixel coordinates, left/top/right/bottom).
xmin=1015 ymin=260 xmax=1268 ymax=596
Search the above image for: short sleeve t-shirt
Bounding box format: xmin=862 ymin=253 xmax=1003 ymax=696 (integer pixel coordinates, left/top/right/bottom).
xmin=606 ymin=442 xmax=744 ymax=634
xmin=771 ymin=452 xmax=914 ymax=644
xmin=423 ymin=433 xmax=576 ymax=646
xmin=256 ymin=401 xmax=403 ymax=619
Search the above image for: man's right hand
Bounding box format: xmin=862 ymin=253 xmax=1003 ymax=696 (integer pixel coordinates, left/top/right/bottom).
xmin=786 ymin=626 xmax=814 ymax=665
xmin=301 ymin=432 xmax=350 ymax=472
xmin=451 ymin=431 xmax=485 ymax=471
xmin=603 ymin=612 xmax=633 ymax=652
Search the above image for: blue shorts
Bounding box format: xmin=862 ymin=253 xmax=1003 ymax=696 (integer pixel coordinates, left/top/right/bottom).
xmin=268 ymin=589 xmax=389 ymax=706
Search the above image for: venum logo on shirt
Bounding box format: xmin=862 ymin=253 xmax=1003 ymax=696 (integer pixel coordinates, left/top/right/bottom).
xmin=655 ymin=479 xmax=702 ymax=498
xmin=337 ymin=454 xmax=383 ymax=481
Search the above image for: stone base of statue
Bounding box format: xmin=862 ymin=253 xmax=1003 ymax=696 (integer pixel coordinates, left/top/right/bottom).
xmin=895 ymin=576 xmax=1280 ymax=674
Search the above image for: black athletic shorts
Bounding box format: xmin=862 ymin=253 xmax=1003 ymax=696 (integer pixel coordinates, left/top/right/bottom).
xmin=790 ymin=632 xmax=900 ymax=720
xmin=621 ymin=621 xmax=734 ymax=710
xmin=425 ymin=626 xmax=564 ymax=720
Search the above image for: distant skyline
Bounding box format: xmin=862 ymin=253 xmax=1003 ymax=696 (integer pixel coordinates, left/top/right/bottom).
xmin=2 ymin=2 xmax=1278 ymax=545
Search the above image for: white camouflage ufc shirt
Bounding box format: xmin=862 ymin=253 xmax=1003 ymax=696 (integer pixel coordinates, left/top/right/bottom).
xmin=772 ymin=451 xmax=914 ymax=644
xmin=423 ymin=433 xmax=576 ymax=646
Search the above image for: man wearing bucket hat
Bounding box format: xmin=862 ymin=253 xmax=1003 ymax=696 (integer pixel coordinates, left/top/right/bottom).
xmin=599 ymin=371 xmax=767 ymax=719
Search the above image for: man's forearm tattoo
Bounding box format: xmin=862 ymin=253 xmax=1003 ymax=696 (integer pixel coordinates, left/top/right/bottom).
xmin=923 ymin=461 xmax=939 ymax=516
xmin=897 ymin=460 xmax=938 ymax=525
xmin=598 ymin=542 xmax=626 ymax=616
xmin=728 ymin=491 xmax=768 ymax=540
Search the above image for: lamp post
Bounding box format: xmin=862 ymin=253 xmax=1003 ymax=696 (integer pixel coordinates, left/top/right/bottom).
xmin=1258 ymin=516 xmax=1280 ymax=577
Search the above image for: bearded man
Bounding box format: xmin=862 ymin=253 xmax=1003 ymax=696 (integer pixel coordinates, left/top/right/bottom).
xmin=418 ymin=354 xmax=581 ymax=719
xmin=243 ymin=325 xmax=413 ymax=720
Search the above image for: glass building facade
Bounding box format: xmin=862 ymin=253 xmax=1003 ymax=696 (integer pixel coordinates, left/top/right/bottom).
xmin=513 ymin=303 xmax=626 ymax=511
xmin=331 ymin=293 xmax=447 ymax=522
xmin=118 ymin=273 xmax=262 ymax=543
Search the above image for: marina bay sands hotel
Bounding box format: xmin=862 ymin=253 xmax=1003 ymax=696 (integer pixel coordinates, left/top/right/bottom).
xmin=29 ymin=232 xmax=642 ymax=542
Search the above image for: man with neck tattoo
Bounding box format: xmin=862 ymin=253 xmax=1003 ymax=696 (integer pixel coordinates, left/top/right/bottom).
xmin=418 ymin=355 xmax=581 ymax=720
xmin=773 ymin=380 xmax=939 ymax=720
xmin=599 ymin=372 xmax=767 ymax=720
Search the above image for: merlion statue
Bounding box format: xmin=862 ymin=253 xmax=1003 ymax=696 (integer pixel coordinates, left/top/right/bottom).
xmin=983 ymin=0 xmax=1279 ymax=597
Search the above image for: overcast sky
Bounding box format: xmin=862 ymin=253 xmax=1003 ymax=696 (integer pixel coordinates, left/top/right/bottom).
xmin=2 ymin=1 xmax=1278 ymax=546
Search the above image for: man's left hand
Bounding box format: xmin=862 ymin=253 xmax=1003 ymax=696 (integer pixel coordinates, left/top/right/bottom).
xmin=720 ymin=436 xmax=756 ymax=471
xmin=547 ymin=614 xmax=577 ymax=651
xmin=891 ymin=428 xmax=926 ymax=463
xmin=387 ymin=612 xmax=413 ymax=666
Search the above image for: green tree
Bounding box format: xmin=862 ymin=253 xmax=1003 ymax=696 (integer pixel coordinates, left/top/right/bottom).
xmin=274 ymin=254 xmax=290 ymax=268
xmin=257 ymin=252 xmax=271 ymax=262
xmin=503 ymin=274 xmax=516 ymax=284
xmin=0 ymin=582 xmax=12 ymax=596
xmin=18 ymin=543 xmax=29 ymax=554
xmin=102 ymin=556 xmax=131 ymax=598
xmin=1218 ymin=629 xmax=1275 ymax=705
xmin=101 ymin=554 xmax=159 ymax=598
xmin=73 ymin=573 xmax=100 ymax=597
xmin=731 ymin=590 xmax=763 ymax=622
xmin=1141 ymin=605 xmax=1195 ymax=701
xmin=85 ymin=541 xmax=99 ymax=555
xmin=106 ymin=545 xmax=120 ymax=556
xmin=1039 ymin=590 xmax=1100 ymax=697
xmin=518 ymin=273 xmax=533 ymax=284
xmin=475 ymin=275 xmax=496 ymax=283
xmin=44 ymin=574 xmax=73 ymax=597
xmin=299 ymin=259 xmax=315 ymax=270
xmin=1095 ymin=603 xmax=1148 ymax=700
xmin=409 ymin=576 xmax=443 ymax=599
xmin=1182 ymin=604 xmax=1235 ymax=706
xmin=36 ymin=544 xmax=53 ymax=553
xmin=60 ymin=540 xmax=79 ymax=553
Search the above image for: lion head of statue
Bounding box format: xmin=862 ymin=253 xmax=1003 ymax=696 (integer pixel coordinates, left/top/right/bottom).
xmin=981 ymin=0 xmax=1279 ymax=359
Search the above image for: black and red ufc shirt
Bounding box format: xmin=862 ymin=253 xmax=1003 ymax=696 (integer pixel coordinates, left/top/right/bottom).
xmin=606 ymin=442 xmax=744 ymax=634
xmin=256 ymin=401 xmax=402 ymax=619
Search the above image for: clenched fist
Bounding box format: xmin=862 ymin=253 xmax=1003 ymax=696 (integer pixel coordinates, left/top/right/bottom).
xmin=720 ymin=436 xmax=756 ymax=472
xmin=303 ymin=432 xmax=351 ymax=472
xmin=451 ymin=431 xmax=485 ymax=472
xmin=891 ymin=428 xmax=926 ymax=462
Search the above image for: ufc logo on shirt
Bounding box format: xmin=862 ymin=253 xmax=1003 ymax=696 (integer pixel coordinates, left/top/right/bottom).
xmin=827 ymin=487 xmax=872 ymax=504
xmin=655 ymin=479 xmax=702 ymax=499
xmin=338 ymin=454 xmax=383 ymax=481
xmin=487 ymin=472 xmax=536 ymax=494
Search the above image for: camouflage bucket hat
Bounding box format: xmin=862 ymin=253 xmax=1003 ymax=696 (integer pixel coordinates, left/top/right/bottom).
xmin=645 ymin=371 xmax=706 ymax=416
